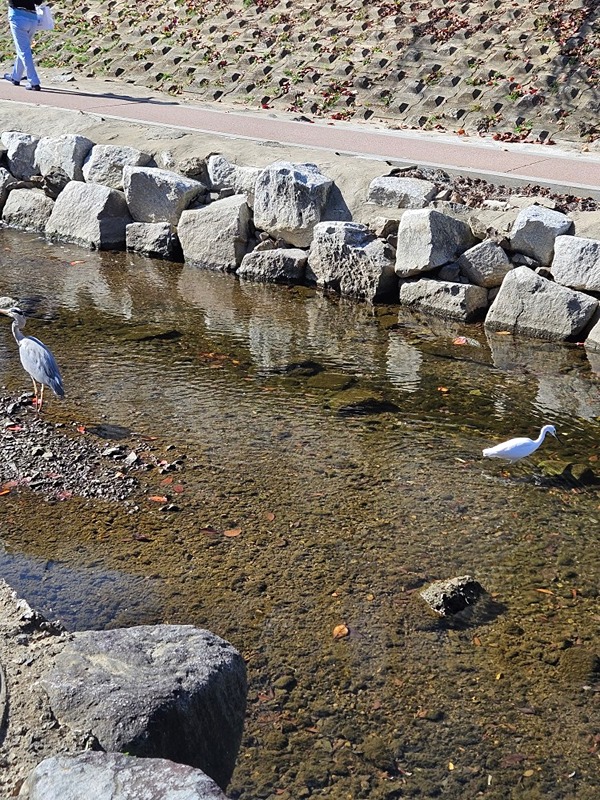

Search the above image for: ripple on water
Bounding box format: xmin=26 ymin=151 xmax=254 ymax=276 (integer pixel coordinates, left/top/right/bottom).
xmin=0 ymin=230 xmax=599 ymax=798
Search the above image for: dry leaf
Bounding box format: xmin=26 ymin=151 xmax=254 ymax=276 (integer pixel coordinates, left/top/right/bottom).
xmin=496 ymin=331 xmax=512 ymax=336
xmin=148 ymin=495 xmax=168 ymax=503
xmin=160 ymin=476 xmax=174 ymax=486
xmin=223 ymin=527 xmax=242 ymax=538
xmin=437 ymin=386 xmax=449 ymax=393
xmin=535 ymin=588 xmax=554 ymax=595
xmin=333 ymin=623 xmax=349 ymax=639
xmin=264 ymin=511 xmax=275 ymax=522
xmin=448 ymin=762 xmax=455 ymax=771
xmin=76 ymin=425 xmax=86 ymax=434
xmin=453 ymin=336 xmax=468 ymax=345
xmin=172 ymin=484 xmax=185 ymax=494
xmin=6 ymin=424 xmax=23 ymax=432
xmin=200 ymin=526 xmax=220 ymax=535
xmin=472 ymin=636 xmax=482 ymax=646
xmin=0 ymin=489 xmax=11 ymax=496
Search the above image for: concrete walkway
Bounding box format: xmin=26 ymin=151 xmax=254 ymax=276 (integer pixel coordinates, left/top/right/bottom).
xmin=2 ymin=74 xmax=600 ymax=198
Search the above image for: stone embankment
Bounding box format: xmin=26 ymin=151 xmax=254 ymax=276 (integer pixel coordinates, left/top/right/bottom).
xmin=0 ymin=580 xmax=246 ymax=798
xmin=9 ymin=0 xmax=600 ymax=146
xmin=2 ymin=127 xmax=600 ymax=355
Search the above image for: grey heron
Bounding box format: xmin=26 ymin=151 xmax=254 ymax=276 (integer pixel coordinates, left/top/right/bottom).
xmin=0 ymin=306 xmax=64 ymax=411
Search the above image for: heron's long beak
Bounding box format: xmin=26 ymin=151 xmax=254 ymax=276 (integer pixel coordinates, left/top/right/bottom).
xmin=554 ymin=432 xmax=563 ymax=444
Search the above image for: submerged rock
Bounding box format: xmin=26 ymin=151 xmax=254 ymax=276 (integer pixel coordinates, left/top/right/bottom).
xmin=420 ymin=575 xmax=486 ymax=616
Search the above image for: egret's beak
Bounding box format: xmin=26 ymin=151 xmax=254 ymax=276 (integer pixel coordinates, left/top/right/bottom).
xmin=554 ymin=431 xmax=562 ymax=444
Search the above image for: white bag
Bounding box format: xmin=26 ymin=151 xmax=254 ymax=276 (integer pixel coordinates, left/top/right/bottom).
xmin=36 ymin=3 xmax=54 ymax=30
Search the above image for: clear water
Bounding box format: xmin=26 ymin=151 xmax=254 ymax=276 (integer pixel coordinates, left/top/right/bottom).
xmin=0 ymin=228 xmax=598 ymax=799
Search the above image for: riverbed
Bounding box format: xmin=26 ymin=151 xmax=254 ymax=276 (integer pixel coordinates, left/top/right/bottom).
xmin=0 ymin=228 xmax=598 ymax=799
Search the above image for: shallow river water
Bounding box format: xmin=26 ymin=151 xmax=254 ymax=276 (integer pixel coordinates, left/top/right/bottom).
xmin=0 ymin=229 xmax=599 ymax=799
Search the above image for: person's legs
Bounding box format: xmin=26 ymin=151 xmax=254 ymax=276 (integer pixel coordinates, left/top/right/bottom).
xmin=8 ymin=9 xmax=40 ymax=87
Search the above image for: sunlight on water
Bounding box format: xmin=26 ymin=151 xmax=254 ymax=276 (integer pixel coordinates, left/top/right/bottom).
xmin=0 ymin=229 xmax=599 ymax=798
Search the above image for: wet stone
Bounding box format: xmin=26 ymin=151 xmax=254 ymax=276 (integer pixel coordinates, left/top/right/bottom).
xmin=420 ymin=575 xmax=486 ymax=616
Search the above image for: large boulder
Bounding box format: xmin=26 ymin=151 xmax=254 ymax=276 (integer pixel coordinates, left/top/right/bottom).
xmin=34 ymin=134 xmax=94 ymax=181
xmin=395 ymin=209 xmax=476 ymax=277
xmin=126 ymin=221 xmax=182 ymax=260
xmin=2 ymin=188 xmax=54 ymax=232
xmin=39 ymin=625 xmax=246 ymax=789
xmin=367 ymin=175 xmax=436 ymax=209
xmin=1 ymin=131 xmax=40 ymax=180
xmin=19 ymin=752 xmax=228 ymax=800
xmin=551 ymin=234 xmax=600 ymax=291
xmin=123 ymin=166 xmax=204 ymax=225
xmin=45 ymin=181 xmax=132 ymax=249
xmin=509 ymin=205 xmax=572 ymax=266
xmin=485 ymin=266 xmax=597 ymax=341
xmin=253 ymin=161 xmax=333 ymax=247
xmin=238 ymin=247 xmax=307 ymax=283
xmin=399 ymin=278 xmax=488 ymax=321
xmin=83 ymin=144 xmax=152 ymax=190
xmin=307 ymin=221 xmax=398 ymax=302
xmin=178 ymin=195 xmax=251 ymax=271
xmin=457 ymin=239 xmax=512 ymax=288
xmin=207 ymin=155 xmax=260 ymax=206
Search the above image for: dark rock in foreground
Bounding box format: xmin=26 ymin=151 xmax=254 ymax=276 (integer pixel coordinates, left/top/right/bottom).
xmin=40 ymin=625 xmax=247 ymax=789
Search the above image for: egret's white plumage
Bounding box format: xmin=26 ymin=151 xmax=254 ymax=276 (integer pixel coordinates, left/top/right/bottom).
xmin=482 ymin=425 xmax=558 ymax=462
xmin=0 ymin=306 xmax=64 ymax=410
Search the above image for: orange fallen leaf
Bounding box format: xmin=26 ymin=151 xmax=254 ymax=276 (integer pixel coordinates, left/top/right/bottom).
xmin=472 ymin=636 xmax=482 ymax=646
xmin=437 ymin=386 xmax=449 ymax=393
xmin=571 ymin=588 xmax=578 ymax=598
xmin=589 ymin=455 xmax=598 ymax=463
xmin=264 ymin=511 xmax=275 ymax=522
xmin=223 ymin=527 xmax=242 ymax=537
xmin=453 ymin=336 xmax=468 ymax=345
xmin=70 ymin=260 xmax=86 ymax=265
xmin=535 ymin=588 xmax=554 ymax=595
xmin=160 ymin=476 xmax=174 ymax=486
xmin=148 ymin=495 xmax=168 ymax=503
xmin=76 ymin=425 xmax=86 ymax=434
xmin=5 ymin=424 xmax=23 ymax=432
xmin=172 ymin=484 xmax=185 ymax=494
xmin=333 ymin=623 xmax=349 ymax=639
xmin=200 ymin=526 xmax=220 ymax=535
xmin=496 ymin=331 xmax=512 ymax=336
xmin=0 ymin=489 xmax=11 ymax=496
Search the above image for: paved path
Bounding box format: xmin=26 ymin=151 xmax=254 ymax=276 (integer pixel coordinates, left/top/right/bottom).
xmin=2 ymin=76 xmax=600 ymax=197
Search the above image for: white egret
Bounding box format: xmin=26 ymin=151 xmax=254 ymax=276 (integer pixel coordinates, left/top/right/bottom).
xmin=0 ymin=306 xmax=64 ymax=411
xmin=482 ymin=425 xmax=559 ymax=462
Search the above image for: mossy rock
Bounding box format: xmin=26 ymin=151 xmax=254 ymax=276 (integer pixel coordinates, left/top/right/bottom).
xmin=537 ymin=460 xmax=598 ymax=486
xmin=306 ymin=372 xmax=354 ymax=391
xmin=558 ymin=647 xmax=600 ymax=684
xmin=328 ymin=388 xmax=399 ymax=415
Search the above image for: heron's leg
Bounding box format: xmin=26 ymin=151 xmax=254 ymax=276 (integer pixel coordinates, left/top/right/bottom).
xmin=38 ymin=384 xmax=45 ymax=413
xmin=31 ymin=378 xmax=38 ymax=407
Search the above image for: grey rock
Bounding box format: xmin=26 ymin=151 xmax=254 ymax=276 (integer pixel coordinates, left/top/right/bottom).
xmin=178 ymin=194 xmax=251 ymax=271
xmin=1 ymin=131 xmax=40 ymax=180
xmin=395 ymin=209 xmax=477 ymax=277
xmin=40 ymin=625 xmax=246 ymax=789
xmin=253 ymin=161 xmax=333 ymax=247
xmin=19 ymin=752 xmax=228 ymax=800
xmin=420 ymin=575 xmax=486 ymax=616
xmin=126 ymin=221 xmax=182 ymax=260
xmin=2 ymin=188 xmax=54 ymax=232
xmin=0 ymin=166 xmax=17 ymax=211
xmin=207 ymin=155 xmax=259 ymax=207
xmin=83 ymin=144 xmax=152 ymax=190
xmin=46 ymin=181 xmax=132 ymax=249
xmin=509 ymin=204 xmax=572 ymax=266
xmin=399 ymin=278 xmax=488 ymax=322
xmin=35 ymin=134 xmax=94 ymax=181
xmin=458 ymin=239 xmax=512 ymax=288
xmin=238 ymin=247 xmax=307 ymax=283
xmin=367 ymin=175 xmax=436 ymax=209
xmin=307 ymin=221 xmax=398 ymax=302
xmin=123 ymin=166 xmax=204 ymax=225
xmin=485 ymin=265 xmax=597 ymax=341
xmin=437 ymin=262 xmax=462 ymax=283
xmin=551 ymin=234 xmax=600 ymax=291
